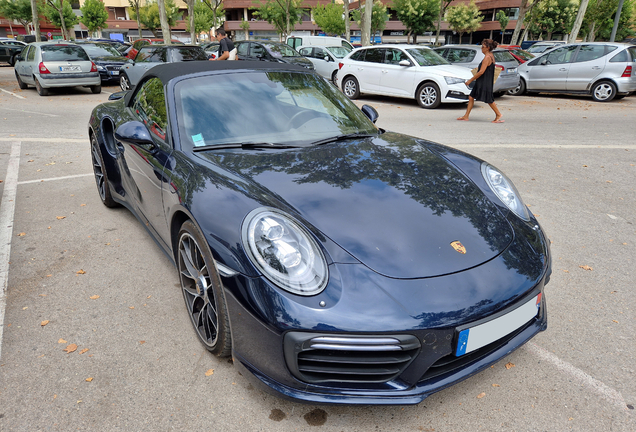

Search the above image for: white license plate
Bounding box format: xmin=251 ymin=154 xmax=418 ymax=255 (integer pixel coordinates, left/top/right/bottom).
xmin=60 ymin=66 xmax=81 ymax=72
xmin=507 ymin=68 xmax=517 ymax=73
xmin=110 ymin=70 xmax=119 ymax=76
xmin=455 ymin=294 xmax=541 ymax=356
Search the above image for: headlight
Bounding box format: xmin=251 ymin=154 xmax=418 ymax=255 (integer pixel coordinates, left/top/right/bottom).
xmin=481 ymin=163 xmax=530 ymax=221
xmin=445 ymin=76 xmax=466 ymax=85
xmin=242 ymin=208 xmax=328 ymax=296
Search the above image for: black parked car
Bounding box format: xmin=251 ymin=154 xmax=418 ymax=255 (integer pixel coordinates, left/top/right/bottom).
xmin=89 ymin=61 xmax=550 ymax=405
xmin=235 ymin=40 xmax=314 ymax=70
xmin=0 ymin=40 xmax=25 ymax=66
xmin=75 ymin=41 xmax=128 ymax=84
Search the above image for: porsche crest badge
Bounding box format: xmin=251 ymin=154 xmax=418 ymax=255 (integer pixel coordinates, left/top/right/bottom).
xmin=450 ymin=241 xmax=467 ymax=254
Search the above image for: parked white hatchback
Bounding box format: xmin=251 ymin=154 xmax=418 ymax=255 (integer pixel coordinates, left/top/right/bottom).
xmin=336 ymin=44 xmax=472 ymax=109
xmin=14 ymin=42 xmax=101 ymax=96
xmin=297 ymin=45 xmax=351 ymax=84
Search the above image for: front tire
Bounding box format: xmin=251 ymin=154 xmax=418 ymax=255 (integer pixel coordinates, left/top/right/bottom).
xmin=120 ymin=73 xmax=131 ymax=91
xmin=178 ymin=221 xmax=232 ymax=357
xmin=508 ymin=79 xmax=526 ymax=96
xmin=591 ymin=81 xmax=616 ymax=102
xmin=34 ymin=77 xmax=48 ymax=96
xmin=90 ymin=134 xmax=119 ymax=208
xmin=342 ymin=76 xmax=360 ymax=99
xmin=416 ymin=82 xmax=441 ymax=109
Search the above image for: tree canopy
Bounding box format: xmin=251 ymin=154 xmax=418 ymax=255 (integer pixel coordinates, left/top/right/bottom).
xmin=254 ymin=0 xmax=303 ymax=40
xmin=79 ymin=0 xmax=109 ymax=34
xmin=351 ymin=1 xmax=389 ymax=41
xmin=0 ymin=0 xmax=36 ymax=34
xmin=130 ymin=0 xmax=180 ymax=38
xmin=45 ymin=0 xmax=78 ymax=39
xmin=444 ymin=1 xmax=483 ymax=42
xmin=312 ymin=3 xmax=346 ymax=37
xmin=392 ymin=0 xmax=440 ymax=44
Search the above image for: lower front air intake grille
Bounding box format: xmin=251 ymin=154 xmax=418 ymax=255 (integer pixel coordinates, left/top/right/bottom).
xmin=284 ymin=332 xmax=421 ymax=384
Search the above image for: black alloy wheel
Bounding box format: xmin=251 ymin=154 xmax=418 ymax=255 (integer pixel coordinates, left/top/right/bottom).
xmin=178 ymin=221 xmax=232 ymax=357
xmin=90 ymin=134 xmax=119 ymax=208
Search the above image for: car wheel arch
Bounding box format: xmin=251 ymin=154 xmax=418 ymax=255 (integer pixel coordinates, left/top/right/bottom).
xmin=590 ymin=79 xmax=618 ymax=102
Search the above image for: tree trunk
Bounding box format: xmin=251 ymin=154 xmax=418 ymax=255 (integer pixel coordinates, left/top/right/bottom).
xmin=136 ymin=5 xmax=142 ymax=38
xmin=30 ymin=0 xmax=41 ymax=41
xmin=157 ymin=0 xmax=172 ymax=44
xmin=58 ymin=3 xmax=68 ymax=40
xmin=361 ymin=0 xmax=373 ymax=46
xmin=510 ymin=0 xmax=535 ymax=46
xmin=343 ymin=0 xmax=350 ymax=41
xmin=568 ymin=0 xmax=591 ymax=43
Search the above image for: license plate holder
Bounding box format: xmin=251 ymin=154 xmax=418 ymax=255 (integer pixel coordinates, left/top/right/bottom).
xmin=110 ymin=70 xmax=119 ymax=76
xmin=455 ymin=294 xmax=541 ymax=356
xmin=60 ymin=65 xmax=81 ymax=72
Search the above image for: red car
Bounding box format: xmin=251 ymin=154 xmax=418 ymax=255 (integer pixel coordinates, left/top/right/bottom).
xmin=498 ymin=45 xmax=535 ymax=64
xmin=126 ymin=38 xmax=184 ymax=59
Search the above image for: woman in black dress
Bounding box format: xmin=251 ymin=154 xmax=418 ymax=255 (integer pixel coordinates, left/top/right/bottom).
xmin=457 ymin=39 xmax=504 ymax=123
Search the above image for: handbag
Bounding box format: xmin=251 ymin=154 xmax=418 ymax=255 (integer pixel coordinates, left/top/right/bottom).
xmin=471 ymin=65 xmax=502 ymax=83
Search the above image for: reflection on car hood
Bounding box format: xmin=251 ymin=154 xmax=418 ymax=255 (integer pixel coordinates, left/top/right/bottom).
xmin=285 ymin=57 xmax=314 ymax=68
xmin=427 ymin=64 xmax=473 ymax=79
xmin=211 ymin=133 xmax=514 ymax=279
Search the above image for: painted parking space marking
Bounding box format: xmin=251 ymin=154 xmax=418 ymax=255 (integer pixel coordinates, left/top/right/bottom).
xmin=18 ymin=173 xmax=93 ymax=185
xmin=0 ymin=141 xmax=21 ymax=360
xmin=0 ymin=88 xmax=26 ymax=100
xmin=0 ymin=106 xmax=58 ymax=117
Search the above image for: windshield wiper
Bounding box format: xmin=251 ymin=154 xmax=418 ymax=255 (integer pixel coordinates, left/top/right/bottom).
xmin=193 ymin=142 xmax=299 ymax=152
xmin=311 ymin=133 xmax=377 ymax=146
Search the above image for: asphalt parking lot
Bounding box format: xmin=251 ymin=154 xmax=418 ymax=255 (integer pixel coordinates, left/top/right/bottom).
xmin=1 ymin=64 xmax=635 ymax=431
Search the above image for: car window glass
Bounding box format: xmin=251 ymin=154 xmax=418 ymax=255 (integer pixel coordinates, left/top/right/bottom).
xmin=314 ymin=48 xmax=325 ymax=58
xmin=573 ymin=45 xmax=607 ymax=63
xmin=609 ymin=49 xmax=629 ymax=62
xmin=511 ymin=49 xmax=533 ymax=61
xmin=493 ymin=51 xmax=516 ymax=63
xmin=299 ymin=47 xmax=311 ymax=57
xmin=350 ymin=50 xmax=365 ymax=61
xmin=364 ymin=48 xmax=385 ymax=63
xmin=133 ymin=77 xmax=167 ymax=140
xmin=629 ymin=47 xmax=636 ymax=61
xmin=172 ymin=47 xmax=208 ymax=61
xmin=41 ymin=45 xmax=90 ymax=61
xmin=447 ymin=48 xmax=475 ymax=63
xmin=237 ymin=43 xmax=249 ymax=56
xmin=80 ymin=43 xmax=121 ymax=57
xmin=266 ymin=43 xmax=299 ymax=58
xmin=27 ymin=46 xmax=36 ymax=61
xmin=385 ymin=48 xmax=408 ymax=65
xmin=251 ymin=43 xmax=265 ymax=57
xmin=406 ymin=48 xmax=449 ymax=66
xmin=137 ymin=47 xmax=164 ymax=62
xmin=543 ymin=46 xmax=577 ymax=65
xmin=327 ymin=46 xmax=349 ymax=58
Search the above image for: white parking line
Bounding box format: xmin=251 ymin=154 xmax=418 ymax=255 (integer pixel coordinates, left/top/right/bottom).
xmin=18 ymin=173 xmax=93 ymax=185
xmin=0 ymin=141 xmax=21 ymax=360
xmin=0 ymin=138 xmax=85 ymax=143
xmin=0 ymin=88 xmax=26 ymax=100
xmin=0 ymin=106 xmax=58 ymax=117
xmin=527 ymin=342 xmax=629 ymax=412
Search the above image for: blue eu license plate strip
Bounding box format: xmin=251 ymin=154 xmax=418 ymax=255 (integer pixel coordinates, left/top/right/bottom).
xmin=455 ymin=294 xmax=541 ymax=356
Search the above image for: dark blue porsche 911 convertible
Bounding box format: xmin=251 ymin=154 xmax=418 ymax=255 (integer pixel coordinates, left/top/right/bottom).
xmin=88 ymin=61 xmax=551 ymax=405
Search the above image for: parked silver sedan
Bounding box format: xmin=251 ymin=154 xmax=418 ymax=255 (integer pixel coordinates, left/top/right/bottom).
xmin=14 ymin=42 xmax=101 ymax=96
xmin=510 ymin=42 xmax=636 ymax=101
xmin=433 ymin=44 xmax=520 ymax=95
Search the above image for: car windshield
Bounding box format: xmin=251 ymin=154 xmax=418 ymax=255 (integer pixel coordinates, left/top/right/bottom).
xmin=265 ymin=44 xmax=300 ymax=58
xmin=405 ymin=48 xmax=449 ymax=66
xmin=176 ymin=71 xmax=378 ymax=149
xmin=80 ymin=44 xmax=121 ymax=57
xmin=327 ymin=46 xmax=350 ymax=58
xmin=493 ymin=50 xmax=517 ymax=63
xmin=511 ymin=49 xmax=534 ymax=61
xmin=528 ymin=45 xmax=552 ymax=54
xmin=41 ymin=45 xmax=90 ymax=61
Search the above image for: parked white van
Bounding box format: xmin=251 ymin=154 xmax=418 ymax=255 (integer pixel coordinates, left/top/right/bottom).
xmin=287 ymin=35 xmax=354 ymax=51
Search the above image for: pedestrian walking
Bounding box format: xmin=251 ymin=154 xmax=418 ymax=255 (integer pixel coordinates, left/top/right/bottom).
xmin=457 ymin=39 xmax=504 ymax=123
xmin=211 ymin=29 xmax=236 ymax=61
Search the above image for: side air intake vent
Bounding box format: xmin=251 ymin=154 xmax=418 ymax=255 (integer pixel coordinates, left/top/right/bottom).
xmin=284 ymin=332 xmax=421 ymax=384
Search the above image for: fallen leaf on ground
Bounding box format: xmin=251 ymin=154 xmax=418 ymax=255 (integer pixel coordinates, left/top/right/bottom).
xmin=76 ymin=269 xmax=86 ymax=274
xmin=22 ymin=307 xmax=28 ymax=310
xmin=205 ymin=369 xmax=214 ymax=376
xmin=56 ymin=216 xmax=65 ymax=220
xmin=492 ymin=383 xmax=500 ymax=387
xmin=63 ymin=344 xmax=78 ymax=353
xmin=40 ymin=320 xmax=49 ymax=327
xmin=579 ymin=265 xmax=593 ymax=271
xmin=139 ymin=341 xmax=146 ymax=344
xmin=129 ymin=306 xmax=134 ymax=309
xmin=89 ymin=295 xmax=99 ymax=300
xmin=612 ymin=320 xmax=619 ymax=323
xmin=17 ymin=232 xmax=26 ymax=237
xmin=79 ymin=348 xmax=89 ymax=354
xmin=477 ymin=392 xmax=486 ymax=399
xmin=505 ymin=362 xmax=515 ymax=369
xmin=85 ymin=377 xmax=93 ymax=382
xmin=58 ymin=338 xmax=67 ymax=344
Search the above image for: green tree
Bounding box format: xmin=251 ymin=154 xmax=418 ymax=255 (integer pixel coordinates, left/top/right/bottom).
xmin=496 ymin=10 xmax=509 ymax=42
xmin=240 ymin=18 xmax=250 ymax=40
xmin=581 ymin=0 xmax=636 ymax=41
xmin=201 ymin=0 xmax=224 ymax=37
xmin=79 ymin=0 xmax=108 ymax=36
xmin=392 ymin=0 xmax=440 ymax=44
xmin=189 ymin=1 xmax=215 ymax=37
xmin=128 ymin=0 xmax=143 ymax=38
xmin=313 ymin=3 xmax=345 ymax=36
xmin=527 ymin=0 xmax=578 ymax=40
xmin=130 ymin=0 xmax=180 ymax=38
xmin=0 ymin=0 xmax=36 ymax=35
xmin=444 ymin=0 xmax=483 ymax=43
xmin=45 ymin=0 xmax=77 ymax=39
xmin=351 ymin=1 xmax=388 ymax=43
xmin=510 ymin=0 xmax=538 ymax=45
xmin=254 ymin=0 xmax=303 ymax=40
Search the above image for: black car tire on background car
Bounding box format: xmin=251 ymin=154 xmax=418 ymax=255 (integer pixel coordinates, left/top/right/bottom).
xmin=342 ymin=76 xmax=360 ymax=99
xmin=9 ymin=55 xmax=16 ymax=66
xmin=90 ymin=134 xmax=119 ymax=208
xmin=508 ymin=78 xmax=526 ymax=96
xmin=416 ymin=82 xmax=441 ymax=109
xmin=177 ymin=220 xmax=232 ymax=357
xmin=34 ymin=77 xmax=48 ymax=96
xmin=91 ymin=84 xmax=101 ymax=94
xmin=591 ymin=80 xmax=617 ymax=102
xmin=120 ymin=73 xmax=131 ymax=91
xmin=15 ymin=71 xmax=27 ymax=89
xmin=331 ymin=70 xmax=338 ymax=85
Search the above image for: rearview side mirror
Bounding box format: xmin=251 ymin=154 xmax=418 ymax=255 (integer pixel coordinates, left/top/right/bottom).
xmin=398 ymin=60 xmax=411 ymax=67
xmin=115 ymin=121 xmax=154 ymax=148
xmin=361 ymin=104 xmax=379 ymax=124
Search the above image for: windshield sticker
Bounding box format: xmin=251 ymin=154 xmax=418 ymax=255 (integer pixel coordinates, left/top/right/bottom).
xmin=192 ymin=133 xmax=206 ymax=147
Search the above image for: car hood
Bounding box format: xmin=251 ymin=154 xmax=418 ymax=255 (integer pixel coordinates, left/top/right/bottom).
xmin=283 ymin=57 xmax=314 ymax=68
xmin=426 ymin=64 xmax=473 ymax=79
xmin=207 ymin=133 xmax=514 ymax=279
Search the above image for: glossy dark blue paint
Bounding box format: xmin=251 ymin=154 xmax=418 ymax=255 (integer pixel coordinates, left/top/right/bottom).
xmin=88 ymin=64 xmax=551 ymax=405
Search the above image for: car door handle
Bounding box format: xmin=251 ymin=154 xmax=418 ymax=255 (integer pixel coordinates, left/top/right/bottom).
xmin=559 ymin=68 xmax=567 ymax=71
xmin=592 ymin=66 xmax=601 ymax=70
